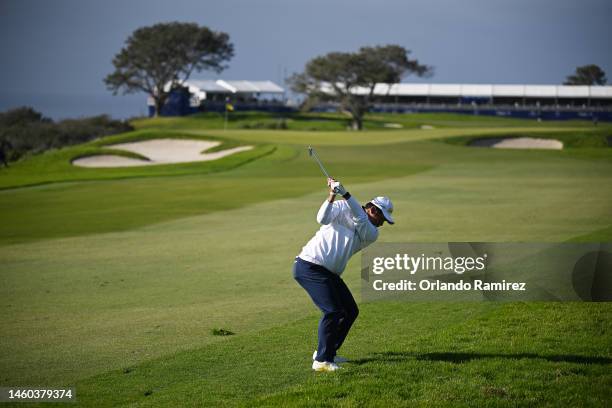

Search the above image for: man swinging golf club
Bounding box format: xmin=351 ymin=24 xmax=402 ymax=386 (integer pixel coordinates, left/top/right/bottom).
xmin=294 ymin=166 xmax=394 ymax=372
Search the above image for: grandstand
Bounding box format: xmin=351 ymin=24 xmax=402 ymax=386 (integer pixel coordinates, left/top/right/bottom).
xmin=317 ymin=83 xmax=612 ymax=121
xmin=150 ymin=80 xmax=612 ymax=121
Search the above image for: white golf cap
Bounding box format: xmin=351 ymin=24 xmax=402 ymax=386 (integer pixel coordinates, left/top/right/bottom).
xmin=370 ymin=196 xmax=394 ymax=224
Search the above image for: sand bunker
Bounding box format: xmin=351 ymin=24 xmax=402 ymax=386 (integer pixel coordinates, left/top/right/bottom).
xmin=72 ymin=139 xmax=253 ymax=168
xmin=470 ymin=137 xmax=563 ymax=150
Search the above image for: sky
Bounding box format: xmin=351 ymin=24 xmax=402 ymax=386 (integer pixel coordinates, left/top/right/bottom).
xmin=0 ymin=0 xmax=610 ymax=118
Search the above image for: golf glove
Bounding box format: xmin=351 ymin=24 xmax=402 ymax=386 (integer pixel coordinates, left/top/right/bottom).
xmin=330 ymin=181 xmax=347 ymax=195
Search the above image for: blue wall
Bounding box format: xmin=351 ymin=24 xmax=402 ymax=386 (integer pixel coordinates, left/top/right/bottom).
xmin=368 ymin=106 xmax=612 ymax=122
xmin=148 ymin=88 xmax=199 ymax=117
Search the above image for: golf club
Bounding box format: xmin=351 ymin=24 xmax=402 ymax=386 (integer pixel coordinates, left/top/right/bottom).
xmin=307 ymin=146 xmax=332 ymax=179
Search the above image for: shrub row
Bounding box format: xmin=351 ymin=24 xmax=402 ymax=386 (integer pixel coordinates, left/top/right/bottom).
xmin=0 ymin=107 xmax=133 ymax=164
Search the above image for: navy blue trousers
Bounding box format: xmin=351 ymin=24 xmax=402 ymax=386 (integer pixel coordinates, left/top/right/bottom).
xmin=293 ymin=257 xmax=359 ymax=362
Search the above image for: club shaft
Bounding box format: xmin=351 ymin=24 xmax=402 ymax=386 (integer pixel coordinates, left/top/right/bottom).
xmin=309 ymin=148 xmax=331 ymax=179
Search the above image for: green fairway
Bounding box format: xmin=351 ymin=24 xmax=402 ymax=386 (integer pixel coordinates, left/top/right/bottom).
xmin=0 ymin=113 xmax=610 ymax=406
xmin=32 ymin=302 xmax=606 ymax=407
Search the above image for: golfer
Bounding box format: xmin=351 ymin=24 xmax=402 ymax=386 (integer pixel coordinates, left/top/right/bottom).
xmin=293 ymin=178 xmax=394 ymax=372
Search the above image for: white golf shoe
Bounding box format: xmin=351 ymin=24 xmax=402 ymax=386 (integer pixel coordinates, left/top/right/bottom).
xmin=312 ymin=360 xmax=341 ymax=372
xmin=313 ymin=350 xmax=348 ymax=363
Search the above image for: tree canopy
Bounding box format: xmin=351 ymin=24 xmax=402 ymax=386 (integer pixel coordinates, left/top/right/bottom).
xmin=564 ymin=64 xmax=607 ymax=86
xmin=105 ymin=22 xmax=234 ymax=116
xmin=289 ymin=45 xmax=432 ymax=130
xmin=0 ymin=107 xmax=132 ymax=164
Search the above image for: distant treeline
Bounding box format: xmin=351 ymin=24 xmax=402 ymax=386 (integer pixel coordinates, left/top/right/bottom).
xmin=0 ymin=107 xmax=133 ymax=165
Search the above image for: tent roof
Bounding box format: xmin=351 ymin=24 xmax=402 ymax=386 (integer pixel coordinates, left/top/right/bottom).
xmin=183 ymin=79 xmax=284 ymax=94
xmin=187 ymin=80 xmax=228 ymax=93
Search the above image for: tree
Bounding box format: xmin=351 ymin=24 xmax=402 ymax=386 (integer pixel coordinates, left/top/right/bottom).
xmin=289 ymin=45 xmax=432 ymax=130
xmin=564 ymin=64 xmax=607 ymax=85
xmin=105 ymin=22 xmax=234 ymax=117
xmin=0 ymin=107 xmax=132 ymax=163
xmin=0 ymin=106 xmax=50 ymax=127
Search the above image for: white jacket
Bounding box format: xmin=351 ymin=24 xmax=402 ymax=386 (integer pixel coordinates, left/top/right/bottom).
xmin=298 ymin=196 xmax=379 ymax=275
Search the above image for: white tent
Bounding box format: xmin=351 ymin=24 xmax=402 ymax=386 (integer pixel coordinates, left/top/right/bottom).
xmin=150 ymin=79 xmax=285 ymax=106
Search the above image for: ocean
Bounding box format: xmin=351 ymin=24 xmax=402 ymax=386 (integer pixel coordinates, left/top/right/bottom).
xmin=0 ymin=92 xmax=147 ymax=121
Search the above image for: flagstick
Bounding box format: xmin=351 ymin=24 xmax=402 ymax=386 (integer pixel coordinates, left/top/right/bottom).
xmin=224 ymin=106 xmax=228 ymax=131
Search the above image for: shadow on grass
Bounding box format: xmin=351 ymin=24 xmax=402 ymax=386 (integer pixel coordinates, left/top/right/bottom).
xmin=351 ymin=351 xmax=611 ymax=365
